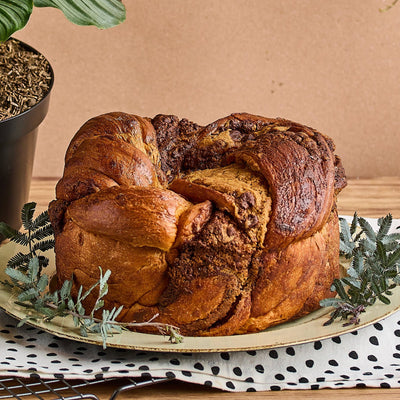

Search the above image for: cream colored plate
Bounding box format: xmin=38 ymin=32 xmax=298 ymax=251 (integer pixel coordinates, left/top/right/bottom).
xmin=0 ymin=240 xmax=399 ymax=353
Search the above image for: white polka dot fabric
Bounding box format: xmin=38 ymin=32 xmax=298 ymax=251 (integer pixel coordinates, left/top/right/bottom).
xmin=0 ymin=310 xmax=399 ymax=392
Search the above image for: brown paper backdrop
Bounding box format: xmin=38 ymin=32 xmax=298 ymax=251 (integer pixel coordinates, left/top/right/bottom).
xmin=15 ymin=0 xmax=400 ymax=179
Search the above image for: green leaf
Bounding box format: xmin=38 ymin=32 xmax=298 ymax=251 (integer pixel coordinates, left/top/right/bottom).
xmin=7 ymin=252 xmax=31 ymax=269
xmin=60 ymin=280 xmax=72 ymax=300
xmin=349 ymin=213 xmax=359 ymax=236
xmin=37 ymin=274 xmax=49 ymax=292
xmin=377 ymin=214 xmax=393 ymax=240
xmin=5 ymin=267 xmax=31 ymax=284
xmin=387 ymin=247 xmax=400 ymax=269
xmin=28 ymin=257 xmax=40 ymax=281
xmin=18 ymin=287 xmax=38 ymax=301
xmin=33 ymin=0 xmax=126 ymax=29
xmin=80 ymin=325 xmax=88 ymax=337
xmin=0 ymin=0 xmax=32 ymax=42
xmin=376 ymin=241 xmax=388 ymax=266
xmin=358 ymin=217 xmax=376 ymax=242
xmin=21 ymin=202 xmax=36 ymax=231
xmin=32 ymin=239 xmax=55 ymax=253
xmin=332 ymin=279 xmax=349 ymax=302
xmin=30 ymin=210 xmax=51 ymax=230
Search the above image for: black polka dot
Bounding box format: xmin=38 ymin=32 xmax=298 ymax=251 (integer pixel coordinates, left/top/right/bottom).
xmin=245 ymin=377 xmax=254 ymax=383
xmin=269 ymin=350 xmax=278 ymax=359
xmin=83 ymin=369 xmax=93 ymax=373
xmin=270 ymin=386 xmax=281 ymax=391
xmin=328 ymin=359 xmax=338 ymax=366
xmin=380 ymin=382 xmax=391 ymax=388
xmin=369 ymin=336 xmax=379 ymax=346
xmin=48 ymin=342 xmax=59 ymax=348
xmin=368 ymin=355 xmax=377 ymax=362
xmin=95 ymin=374 xmax=103 ymax=380
xmin=220 ymin=352 xmax=230 ymax=360
xmin=166 ymin=371 xmax=176 ymax=379
xmin=356 ymin=383 xmax=366 ymax=388
xmin=385 ymin=374 xmax=394 ymax=378
xmin=331 ymin=336 xmax=341 ymax=344
xmin=349 ymin=351 xmax=358 ymax=359
xmin=286 ymin=347 xmax=295 ymax=356
xmin=341 ymin=375 xmax=350 ymax=379
xmin=373 ymin=366 xmax=384 ymax=370
xmin=394 ymin=330 xmax=400 ymax=337
xmin=311 ymin=384 xmax=319 ymax=390
xmin=393 ymin=353 xmax=400 ymax=359
xmin=194 ymin=362 xmax=204 ymax=371
xmin=139 ymin=365 xmax=149 ymax=371
xmin=287 ymin=366 xmax=296 ymax=373
xmin=275 ymin=374 xmax=285 ymax=381
xmin=181 ymin=371 xmax=192 ymax=377
xmin=226 ymin=381 xmax=235 ymax=390
xmin=204 ymin=381 xmax=212 ymax=387
xmin=246 ymin=351 xmax=256 ymax=356
xmin=299 ymin=377 xmax=309 ymax=383
xmin=316 ymin=377 xmax=325 ymax=382
xmin=324 ymin=370 xmax=334 ymax=374
xmin=305 ymin=360 xmax=314 ymax=368
xmin=169 ymin=359 xmax=180 ymax=366
xmin=27 ymin=354 xmax=37 ymax=358
xmin=233 ymin=367 xmax=242 ymax=376
xmin=350 ymin=366 xmax=360 ymax=371
xmin=374 ymin=322 xmax=383 ymax=330
xmin=255 ymin=364 xmax=264 ymax=374
xmin=314 ymin=341 xmax=322 ymax=350
xmin=211 ymin=366 xmax=220 ymax=375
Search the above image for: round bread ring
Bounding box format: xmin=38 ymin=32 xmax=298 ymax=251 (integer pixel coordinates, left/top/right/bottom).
xmin=49 ymin=112 xmax=346 ymax=336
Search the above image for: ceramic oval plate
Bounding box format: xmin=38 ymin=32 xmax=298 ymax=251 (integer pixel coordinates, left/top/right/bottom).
xmin=0 ymin=226 xmax=399 ymax=353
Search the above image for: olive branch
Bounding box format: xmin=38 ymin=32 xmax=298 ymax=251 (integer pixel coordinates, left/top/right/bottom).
xmin=0 ymin=202 xmax=183 ymax=349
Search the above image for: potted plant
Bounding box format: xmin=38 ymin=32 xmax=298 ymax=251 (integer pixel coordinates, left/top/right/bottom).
xmin=0 ymin=0 xmax=126 ymax=239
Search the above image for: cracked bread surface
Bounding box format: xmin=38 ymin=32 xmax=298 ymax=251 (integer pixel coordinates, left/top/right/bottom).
xmin=49 ymin=111 xmax=346 ymax=336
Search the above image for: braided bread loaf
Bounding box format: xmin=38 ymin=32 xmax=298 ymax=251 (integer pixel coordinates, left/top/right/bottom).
xmin=49 ymin=112 xmax=346 ymax=336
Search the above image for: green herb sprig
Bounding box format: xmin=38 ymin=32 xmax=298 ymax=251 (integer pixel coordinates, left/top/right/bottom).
xmin=0 ymin=202 xmax=183 ymax=348
xmin=321 ymin=213 xmax=400 ymax=326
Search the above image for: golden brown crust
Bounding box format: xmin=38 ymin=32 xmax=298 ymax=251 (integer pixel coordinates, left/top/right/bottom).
xmin=49 ymin=111 xmax=346 ymax=336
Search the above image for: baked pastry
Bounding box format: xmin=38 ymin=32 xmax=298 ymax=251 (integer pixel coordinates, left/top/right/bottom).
xmin=49 ymin=112 xmax=346 ymax=336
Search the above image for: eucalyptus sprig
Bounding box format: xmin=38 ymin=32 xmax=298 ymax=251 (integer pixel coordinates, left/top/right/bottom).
xmin=0 ymin=202 xmax=183 ymax=348
xmin=321 ymin=213 xmax=400 ymax=326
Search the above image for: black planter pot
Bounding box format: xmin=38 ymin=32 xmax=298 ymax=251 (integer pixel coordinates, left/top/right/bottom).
xmin=0 ymin=39 xmax=54 ymax=238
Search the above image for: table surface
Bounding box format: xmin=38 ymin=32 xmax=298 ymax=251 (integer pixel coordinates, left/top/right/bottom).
xmin=23 ymin=176 xmax=400 ymax=399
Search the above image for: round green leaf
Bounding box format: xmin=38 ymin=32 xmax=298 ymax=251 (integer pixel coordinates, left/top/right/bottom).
xmin=33 ymin=0 xmax=126 ymax=29
xmin=0 ymin=0 xmax=33 ymax=42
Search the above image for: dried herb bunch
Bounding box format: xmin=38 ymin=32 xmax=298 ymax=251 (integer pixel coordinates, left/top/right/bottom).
xmin=0 ymin=203 xmax=183 ymax=349
xmin=321 ymin=213 xmax=400 ymax=326
xmin=0 ymin=38 xmax=52 ymax=121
